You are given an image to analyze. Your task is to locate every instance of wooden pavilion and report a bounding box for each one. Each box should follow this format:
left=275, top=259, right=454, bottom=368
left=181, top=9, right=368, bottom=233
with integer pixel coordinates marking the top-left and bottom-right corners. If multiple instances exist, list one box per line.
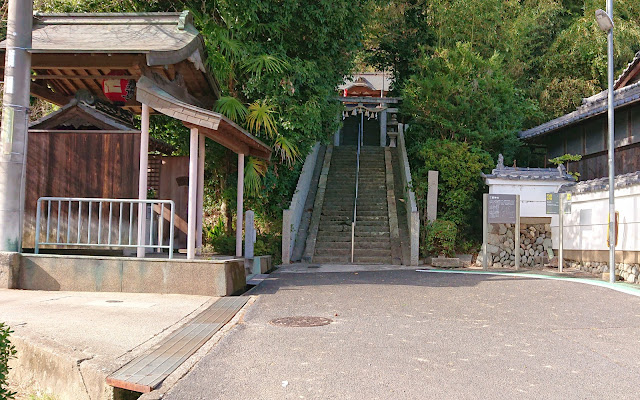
left=0, top=11, right=271, bottom=259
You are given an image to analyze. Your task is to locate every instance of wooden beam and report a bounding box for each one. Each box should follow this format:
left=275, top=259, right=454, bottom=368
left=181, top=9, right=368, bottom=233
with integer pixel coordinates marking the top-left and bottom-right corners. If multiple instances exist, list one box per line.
left=184, top=122, right=250, bottom=155
left=30, top=82, right=70, bottom=106
left=27, top=54, right=146, bottom=69
left=616, top=61, right=640, bottom=89
left=32, top=74, right=136, bottom=80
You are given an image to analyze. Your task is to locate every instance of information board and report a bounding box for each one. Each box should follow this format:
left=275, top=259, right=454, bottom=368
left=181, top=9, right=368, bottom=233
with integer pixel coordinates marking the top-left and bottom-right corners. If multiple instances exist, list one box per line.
left=546, top=193, right=559, bottom=214
left=488, top=194, right=517, bottom=224
left=546, top=193, right=571, bottom=214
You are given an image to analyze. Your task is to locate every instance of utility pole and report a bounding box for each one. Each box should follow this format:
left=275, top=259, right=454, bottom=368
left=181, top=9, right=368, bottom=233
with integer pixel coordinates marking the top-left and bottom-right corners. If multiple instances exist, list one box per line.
left=0, top=0, right=33, bottom=252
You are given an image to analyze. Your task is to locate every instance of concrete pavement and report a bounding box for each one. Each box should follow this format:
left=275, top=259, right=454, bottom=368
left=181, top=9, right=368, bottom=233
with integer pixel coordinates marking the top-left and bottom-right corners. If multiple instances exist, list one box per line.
left=164, top=267, right=640, bottom=400
left=1, top=289, right=218, bottom=399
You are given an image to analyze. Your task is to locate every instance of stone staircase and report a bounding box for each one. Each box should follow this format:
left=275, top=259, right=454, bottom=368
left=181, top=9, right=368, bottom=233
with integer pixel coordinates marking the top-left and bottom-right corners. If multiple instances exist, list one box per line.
left=313, top=146, right=392, bottom=264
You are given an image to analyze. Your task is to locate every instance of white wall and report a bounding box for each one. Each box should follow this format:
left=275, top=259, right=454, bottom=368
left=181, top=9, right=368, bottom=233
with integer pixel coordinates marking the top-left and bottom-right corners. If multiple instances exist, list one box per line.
left=487, top=178, right=566, bottom=218
left=554, top=185, right=640, bottom=252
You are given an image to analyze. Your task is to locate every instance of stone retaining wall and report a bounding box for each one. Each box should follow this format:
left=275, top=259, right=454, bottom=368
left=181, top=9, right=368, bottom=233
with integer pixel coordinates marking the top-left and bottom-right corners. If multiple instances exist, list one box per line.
left=477, top=222, right=552, bottom=268
left=570, top=260, right=640, bottom=284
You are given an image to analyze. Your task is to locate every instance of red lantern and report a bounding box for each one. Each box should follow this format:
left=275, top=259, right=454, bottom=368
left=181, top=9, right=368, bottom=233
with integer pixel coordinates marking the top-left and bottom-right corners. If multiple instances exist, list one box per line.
left=102, top=70, right=135, bottom=104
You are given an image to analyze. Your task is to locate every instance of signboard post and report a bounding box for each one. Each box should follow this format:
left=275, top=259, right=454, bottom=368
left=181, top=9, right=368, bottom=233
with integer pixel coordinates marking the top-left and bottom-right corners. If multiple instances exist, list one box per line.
left=546, top=192, right=571, bottom=272
left=483, top=194, right=520, bottom=270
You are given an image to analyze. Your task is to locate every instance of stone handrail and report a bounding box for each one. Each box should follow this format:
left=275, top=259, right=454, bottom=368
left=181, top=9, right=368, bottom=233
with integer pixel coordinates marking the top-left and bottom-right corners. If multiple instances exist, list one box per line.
left=397, top=126, right=420, bottom=265
left=282, top=143, right=321, bottom=264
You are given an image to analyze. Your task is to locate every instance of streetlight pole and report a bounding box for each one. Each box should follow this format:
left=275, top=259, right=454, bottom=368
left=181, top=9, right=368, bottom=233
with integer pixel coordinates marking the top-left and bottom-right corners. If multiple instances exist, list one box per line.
left=596, top=4, right=616, bottom=284
left=606, top=1, right=615, bottom=284
left=0, top=0, right=33, bottom=252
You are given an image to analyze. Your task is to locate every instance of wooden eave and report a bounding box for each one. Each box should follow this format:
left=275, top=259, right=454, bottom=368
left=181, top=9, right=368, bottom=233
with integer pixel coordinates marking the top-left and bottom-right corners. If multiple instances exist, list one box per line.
left=0, top=12, right=221, bottom=114
left=136, top=76, right=271, bottom=161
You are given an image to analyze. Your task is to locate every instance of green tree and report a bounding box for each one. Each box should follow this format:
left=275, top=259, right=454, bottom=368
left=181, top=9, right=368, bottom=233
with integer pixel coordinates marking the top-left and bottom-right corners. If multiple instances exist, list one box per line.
left=402, top=42, right=539, bottom=162
left=409, top=136, right=493, bottom=242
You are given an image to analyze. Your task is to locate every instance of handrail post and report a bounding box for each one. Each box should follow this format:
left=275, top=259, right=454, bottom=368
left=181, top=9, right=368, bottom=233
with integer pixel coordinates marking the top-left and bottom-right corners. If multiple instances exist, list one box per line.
left=35, top=199, right=42, bottom=254
left=351, top=113, right=363, bottom=263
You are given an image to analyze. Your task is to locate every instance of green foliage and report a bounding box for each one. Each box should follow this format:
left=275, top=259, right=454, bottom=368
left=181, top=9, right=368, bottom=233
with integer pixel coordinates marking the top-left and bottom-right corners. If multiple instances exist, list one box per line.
left=208, top=233, right=236, bottom=256
left=422, top=219, right=457, bottom=258
left=362, top=0, right=434, bottom=90
left=215, top=97, right=248, bottom=123
left=403, top=42, right=539, bottom=161
left=549, top=153, right=583, bottom=181
left=244, top=158, right=268, bottom=197
left=246, top=100, right=279, bottom=138
left=0, top=323, right=17, bottom=400
left=408, top=136, right=493, bottom=242
left=254, top=233, right=282, bottom=265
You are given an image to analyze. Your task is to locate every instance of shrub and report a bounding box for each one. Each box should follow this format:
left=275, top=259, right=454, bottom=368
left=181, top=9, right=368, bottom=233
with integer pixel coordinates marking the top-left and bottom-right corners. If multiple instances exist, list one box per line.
left=209, top=234, right=237, bottom=256
left=1, top=323, right=17, bottom=400
left=422, top=219, right=457, bottom=258
left=254, top=233, right=282, bottom=265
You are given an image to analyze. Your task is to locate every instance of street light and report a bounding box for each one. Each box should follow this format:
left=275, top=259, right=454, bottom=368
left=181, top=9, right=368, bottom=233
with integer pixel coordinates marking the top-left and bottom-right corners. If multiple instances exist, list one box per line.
left=595, top=5, right=616, bottom=284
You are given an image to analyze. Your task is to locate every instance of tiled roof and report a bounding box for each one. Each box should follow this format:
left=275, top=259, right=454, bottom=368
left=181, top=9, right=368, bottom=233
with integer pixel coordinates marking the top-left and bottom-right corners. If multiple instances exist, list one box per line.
left=483, top=155, right=574, bottom=181
left=519, top=81, right=640, bottom=140
left=483, top=166, right=574, bottom=181
left=338, top=72, right=394, bottom=92
left=614, top=51, right=640, bottom=89
left=559, top=171, right=640, bottom=194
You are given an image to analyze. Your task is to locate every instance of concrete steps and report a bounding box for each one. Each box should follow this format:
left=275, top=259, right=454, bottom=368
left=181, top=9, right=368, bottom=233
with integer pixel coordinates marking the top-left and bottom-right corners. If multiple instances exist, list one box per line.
left=312, top=145, right=392, bottom=264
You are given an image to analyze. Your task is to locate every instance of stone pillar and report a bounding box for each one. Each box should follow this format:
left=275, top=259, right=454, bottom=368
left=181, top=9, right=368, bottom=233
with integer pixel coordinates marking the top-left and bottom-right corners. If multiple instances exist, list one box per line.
left=334, top=128, right=340, bottom=146
left=245, top=210, right=255, bottom=260
left=379, top=109, right=387, bottom=147
left=427, top=170, right=439, bottom=222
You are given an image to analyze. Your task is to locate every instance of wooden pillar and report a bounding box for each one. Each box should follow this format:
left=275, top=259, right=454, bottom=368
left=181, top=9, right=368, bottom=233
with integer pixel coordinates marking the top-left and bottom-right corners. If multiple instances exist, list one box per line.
left=196, top=134, right=205, bottom=254
left=236, top=153, right=245, bottom=257
left=136, top=103, right=150, bottom=258
left=187, top=127, right=199, bottom=260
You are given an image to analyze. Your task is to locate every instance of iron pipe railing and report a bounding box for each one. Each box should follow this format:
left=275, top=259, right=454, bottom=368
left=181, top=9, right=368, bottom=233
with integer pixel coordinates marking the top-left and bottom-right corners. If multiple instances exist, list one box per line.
left=351, top=113, right=364, bottom=262
left=34, top=197, right=175, bottom=258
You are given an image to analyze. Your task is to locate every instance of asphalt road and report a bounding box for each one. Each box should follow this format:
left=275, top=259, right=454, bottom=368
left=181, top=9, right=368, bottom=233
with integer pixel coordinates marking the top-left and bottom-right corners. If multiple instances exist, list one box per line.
left=164, top=269, right=640, bottom=400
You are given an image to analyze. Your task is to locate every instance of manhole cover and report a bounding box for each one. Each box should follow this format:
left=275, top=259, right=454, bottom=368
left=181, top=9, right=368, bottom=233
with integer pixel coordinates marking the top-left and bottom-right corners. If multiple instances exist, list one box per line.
left=270, top=316, right=332, bottom=327
left=106, top=300, right=123, bottom=303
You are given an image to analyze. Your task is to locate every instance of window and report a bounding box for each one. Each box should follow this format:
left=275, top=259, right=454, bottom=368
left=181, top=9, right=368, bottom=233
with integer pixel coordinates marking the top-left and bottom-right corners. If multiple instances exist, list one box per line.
left=614, top=110, right=629, bottom=142
left=565, top=126, right=583, bottom=154
left=584, top=117, right=605, bottom=154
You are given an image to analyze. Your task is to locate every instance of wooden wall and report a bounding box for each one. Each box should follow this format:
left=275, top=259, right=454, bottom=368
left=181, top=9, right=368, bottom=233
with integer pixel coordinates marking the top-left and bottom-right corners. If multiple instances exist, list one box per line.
left=158, top=156, right=189, bottom=250
left=542, top=102, right=640, bottom=181
left=24, top=131, right=140, bottom=249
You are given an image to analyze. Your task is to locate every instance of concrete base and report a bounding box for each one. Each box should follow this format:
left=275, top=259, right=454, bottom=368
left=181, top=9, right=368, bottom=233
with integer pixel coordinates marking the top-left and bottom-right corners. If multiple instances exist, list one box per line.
left=244, top=255, right=273, bottom=278
left=0, top=251, right=20, bottom=288
left=428, top=256, right=463, bottom=268
left=602, top=272, right=619, bottom=282
left=5, top=254, right=246, bottom=296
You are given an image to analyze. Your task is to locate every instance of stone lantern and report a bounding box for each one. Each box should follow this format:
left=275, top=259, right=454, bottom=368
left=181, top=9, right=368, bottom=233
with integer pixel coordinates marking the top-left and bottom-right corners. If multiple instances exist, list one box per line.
left=387, top=113, right=398, bottom=147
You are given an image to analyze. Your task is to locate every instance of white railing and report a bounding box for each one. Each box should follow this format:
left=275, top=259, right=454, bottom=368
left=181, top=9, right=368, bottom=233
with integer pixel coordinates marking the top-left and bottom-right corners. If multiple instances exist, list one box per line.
left=351, top=113, right=364, bottom=263
left=34, top=197, right=175, bottom=258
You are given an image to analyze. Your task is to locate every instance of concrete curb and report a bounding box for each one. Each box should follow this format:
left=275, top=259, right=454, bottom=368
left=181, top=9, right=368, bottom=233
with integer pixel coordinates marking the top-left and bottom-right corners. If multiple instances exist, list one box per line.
left=417, top=269, right=640, bottom=298
left=7, top=294, right=218, bottom=400
left=140, top=296, right=257, bottom=400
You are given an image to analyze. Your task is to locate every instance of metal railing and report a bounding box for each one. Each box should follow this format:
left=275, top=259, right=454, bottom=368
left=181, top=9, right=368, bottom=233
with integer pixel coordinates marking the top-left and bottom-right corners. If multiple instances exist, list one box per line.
left=351, top=113, right=364, bottom=262
left=34, top=197, right=175, bottom=258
